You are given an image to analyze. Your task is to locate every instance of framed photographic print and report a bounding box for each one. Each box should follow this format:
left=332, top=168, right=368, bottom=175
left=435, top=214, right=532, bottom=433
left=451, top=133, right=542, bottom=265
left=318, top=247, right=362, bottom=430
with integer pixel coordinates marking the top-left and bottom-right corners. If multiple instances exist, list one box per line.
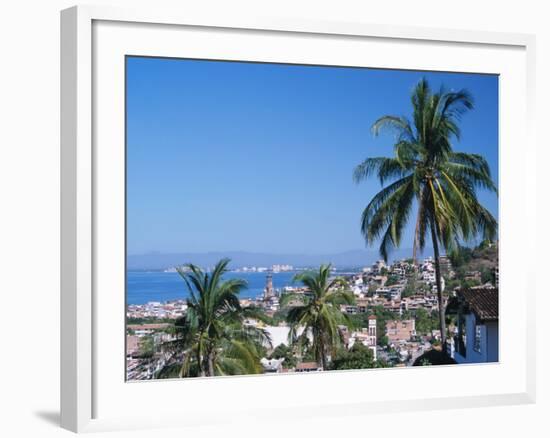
left=61, top=5, right=536, bottom=433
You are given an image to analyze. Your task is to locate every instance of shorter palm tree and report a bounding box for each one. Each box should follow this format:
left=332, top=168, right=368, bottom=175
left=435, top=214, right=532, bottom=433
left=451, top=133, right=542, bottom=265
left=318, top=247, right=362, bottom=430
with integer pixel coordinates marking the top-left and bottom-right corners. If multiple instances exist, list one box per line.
left=162, top=258, right=271, bottom=377
left=282, top=264, right=354, bottom=369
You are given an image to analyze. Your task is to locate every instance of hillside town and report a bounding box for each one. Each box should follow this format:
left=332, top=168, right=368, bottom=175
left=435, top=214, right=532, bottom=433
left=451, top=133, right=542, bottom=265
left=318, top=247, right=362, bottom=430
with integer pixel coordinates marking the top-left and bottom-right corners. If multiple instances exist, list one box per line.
left=127, top=244, right=499, bottom=380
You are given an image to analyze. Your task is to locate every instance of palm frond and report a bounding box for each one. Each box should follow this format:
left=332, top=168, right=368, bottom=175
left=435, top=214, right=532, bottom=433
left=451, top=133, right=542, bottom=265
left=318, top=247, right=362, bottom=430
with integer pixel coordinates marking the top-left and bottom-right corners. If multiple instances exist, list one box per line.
left=371, top=115, right=415, bottom=142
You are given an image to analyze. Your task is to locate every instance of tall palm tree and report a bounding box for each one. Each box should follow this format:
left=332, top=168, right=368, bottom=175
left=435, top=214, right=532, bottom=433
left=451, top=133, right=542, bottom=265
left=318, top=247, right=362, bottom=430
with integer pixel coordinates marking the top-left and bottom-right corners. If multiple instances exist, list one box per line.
left=163, top=258, right=271, bottom=377
left=282, top=264, right=354, bottom=369
left=354, top=78, right=497, bottom=347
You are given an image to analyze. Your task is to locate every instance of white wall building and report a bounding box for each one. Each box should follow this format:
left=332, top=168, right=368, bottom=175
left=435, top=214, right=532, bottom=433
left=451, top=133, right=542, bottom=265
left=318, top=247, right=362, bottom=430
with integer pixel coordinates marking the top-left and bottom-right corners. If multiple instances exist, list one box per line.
left=349, top=315, right=377, bottom=360
left=447, top=288, right=499, bottom=364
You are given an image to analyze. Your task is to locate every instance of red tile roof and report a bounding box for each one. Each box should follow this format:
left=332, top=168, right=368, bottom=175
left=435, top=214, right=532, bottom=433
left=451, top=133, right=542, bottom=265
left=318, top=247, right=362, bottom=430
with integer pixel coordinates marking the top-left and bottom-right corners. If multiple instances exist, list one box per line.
left=460, top=288, right=499, bottom=322
left=295, top=361, right=319, bottom=370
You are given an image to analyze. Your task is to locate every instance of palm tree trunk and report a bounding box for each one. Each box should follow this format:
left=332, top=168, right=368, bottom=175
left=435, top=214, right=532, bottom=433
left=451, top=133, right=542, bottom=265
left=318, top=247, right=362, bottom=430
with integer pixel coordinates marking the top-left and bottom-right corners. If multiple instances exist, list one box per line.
left=197, top=336, right=206, bottom=377
left=207, top=352, right=215, bottom=377
left=429, top=218, right=447, bottom=349
left=199, top=361, right=206, bottom=377
left=315, top=331, right=325, bottom=370
left=412, top=206, right=422, bottom=266
left=199, top=354, right=206, bottom=377
left=321, top=343, right=328, bottom=370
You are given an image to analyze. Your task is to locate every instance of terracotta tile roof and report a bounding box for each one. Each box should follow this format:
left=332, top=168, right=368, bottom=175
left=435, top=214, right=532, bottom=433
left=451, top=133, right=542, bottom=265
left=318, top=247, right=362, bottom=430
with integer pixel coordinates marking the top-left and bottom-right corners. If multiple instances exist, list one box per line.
left=460, top=288, right=499, bottom=322
left=295, top=361, right=319, bottom=370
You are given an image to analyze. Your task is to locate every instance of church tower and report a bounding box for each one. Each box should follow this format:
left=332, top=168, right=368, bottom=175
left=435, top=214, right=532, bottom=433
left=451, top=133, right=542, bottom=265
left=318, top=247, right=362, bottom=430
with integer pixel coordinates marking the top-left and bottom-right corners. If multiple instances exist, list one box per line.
left=264, top=273, right=274, bottom=300
left=368, top=315, right=377, bottom=346
left=368, top=314, right=377, bottom=360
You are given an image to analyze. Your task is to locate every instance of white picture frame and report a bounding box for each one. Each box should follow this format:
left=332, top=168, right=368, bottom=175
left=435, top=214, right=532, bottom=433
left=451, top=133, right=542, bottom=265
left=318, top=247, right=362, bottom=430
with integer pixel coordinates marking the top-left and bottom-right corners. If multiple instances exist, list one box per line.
left=60, top=4, right=536, bottom=433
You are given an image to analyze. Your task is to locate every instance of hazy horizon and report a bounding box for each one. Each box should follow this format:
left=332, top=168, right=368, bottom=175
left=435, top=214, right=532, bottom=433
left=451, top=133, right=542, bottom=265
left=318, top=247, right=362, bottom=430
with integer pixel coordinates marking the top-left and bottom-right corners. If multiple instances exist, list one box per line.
left=126, top=246, right=439, bottom=270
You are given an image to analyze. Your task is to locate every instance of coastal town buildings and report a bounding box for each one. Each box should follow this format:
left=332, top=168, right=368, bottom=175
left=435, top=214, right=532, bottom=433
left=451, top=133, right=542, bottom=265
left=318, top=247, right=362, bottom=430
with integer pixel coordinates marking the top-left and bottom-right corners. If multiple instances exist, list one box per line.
left=438, top=255, right=454, bottom=277
left=127, top=300, right=187, bottom=320
left=127, top=323, right=171, bottom=336
left=386, top=319, right=416, bottom=343
left=371, top=260, right=386, bottom=275
left=126, top=252, right=498, bottom=379
left=272, top=264, right=293, bottom=273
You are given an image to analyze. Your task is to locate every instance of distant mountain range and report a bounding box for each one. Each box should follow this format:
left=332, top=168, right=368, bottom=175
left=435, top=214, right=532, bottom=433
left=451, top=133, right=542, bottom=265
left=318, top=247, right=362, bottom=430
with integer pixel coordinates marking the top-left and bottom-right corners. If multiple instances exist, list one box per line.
left=127, top=248, right=429, bottom=270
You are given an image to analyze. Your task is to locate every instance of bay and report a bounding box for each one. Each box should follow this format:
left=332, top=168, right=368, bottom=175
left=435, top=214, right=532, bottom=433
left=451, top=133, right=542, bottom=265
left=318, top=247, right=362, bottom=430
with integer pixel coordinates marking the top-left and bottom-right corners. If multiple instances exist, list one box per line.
left=126, top=270, right=296, bottom=305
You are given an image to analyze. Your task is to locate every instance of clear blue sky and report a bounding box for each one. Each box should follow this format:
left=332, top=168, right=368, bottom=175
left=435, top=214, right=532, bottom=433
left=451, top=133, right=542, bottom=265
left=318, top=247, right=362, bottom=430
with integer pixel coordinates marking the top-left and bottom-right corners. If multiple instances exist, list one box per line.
left=126, top=57, right=498, bottom=256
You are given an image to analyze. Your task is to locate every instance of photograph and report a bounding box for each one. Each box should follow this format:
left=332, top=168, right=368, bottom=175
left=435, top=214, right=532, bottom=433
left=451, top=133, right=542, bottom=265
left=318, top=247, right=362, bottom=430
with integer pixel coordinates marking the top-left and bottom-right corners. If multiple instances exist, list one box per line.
left=125, top=56, right=499, bottom=380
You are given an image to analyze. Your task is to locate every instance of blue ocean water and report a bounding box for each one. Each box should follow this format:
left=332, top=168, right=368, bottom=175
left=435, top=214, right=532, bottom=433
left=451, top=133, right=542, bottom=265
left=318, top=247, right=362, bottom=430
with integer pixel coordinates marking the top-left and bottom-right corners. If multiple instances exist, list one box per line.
left=126, top=270, right=296, bottom=305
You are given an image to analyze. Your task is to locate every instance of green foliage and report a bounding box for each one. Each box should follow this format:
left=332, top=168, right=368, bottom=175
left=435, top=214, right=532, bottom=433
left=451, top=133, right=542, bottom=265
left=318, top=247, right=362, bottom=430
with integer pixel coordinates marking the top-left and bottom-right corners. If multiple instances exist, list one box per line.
left=138, top=336, right=155, bottom=358
left=375, top=357, right=391, bottom=368
left=480, top=267, right=494, bottom=284
left=346, top=313, right=366, bottom=330
left=449, top=242, right=498, bottom=286
left=385, top=274, right=400, bottom=286
left=283, top=264, right=355, bottom=369
left=463, top=279, right=481, bottom=288
left=367, top=284, right=379, bottom=296
left=414, top=308, right=438, bottom=336
left=161, top=258, right=271, bottom=378
left=305, top=351, right=318, bottom=363
left=449, top=245, right=474, bottom=268
left=268, top=308, right=289, bottom=326
left=330, top=342, right=375, bottom=371
left=372, top=306, right=395, bottom=344
left=126, top=317, right=174, bottom=325
left=401, top=280, right=416, bottom=298
left=445, top=278, right=461, bottom=290
left=269, top=343, right=297, bottom=369
left=478, top=238, right=494, bottom=250
left=156, top=362, right=184, bottom=379
left=255, top=343, right=269, bottom=360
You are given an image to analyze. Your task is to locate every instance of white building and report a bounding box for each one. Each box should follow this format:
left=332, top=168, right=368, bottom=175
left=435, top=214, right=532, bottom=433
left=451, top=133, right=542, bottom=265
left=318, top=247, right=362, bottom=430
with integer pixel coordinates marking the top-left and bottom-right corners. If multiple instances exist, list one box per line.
left=260, top=357, right=285, bottom=373
left=351, top=285, right=363, bottom=296
left=376, top=285, right=403, bottom=300
left=348, top=315, right=377, bottom=360
left=371, top=260, right=386, bottom=274
left=447, top=288, right=499, bottom=363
